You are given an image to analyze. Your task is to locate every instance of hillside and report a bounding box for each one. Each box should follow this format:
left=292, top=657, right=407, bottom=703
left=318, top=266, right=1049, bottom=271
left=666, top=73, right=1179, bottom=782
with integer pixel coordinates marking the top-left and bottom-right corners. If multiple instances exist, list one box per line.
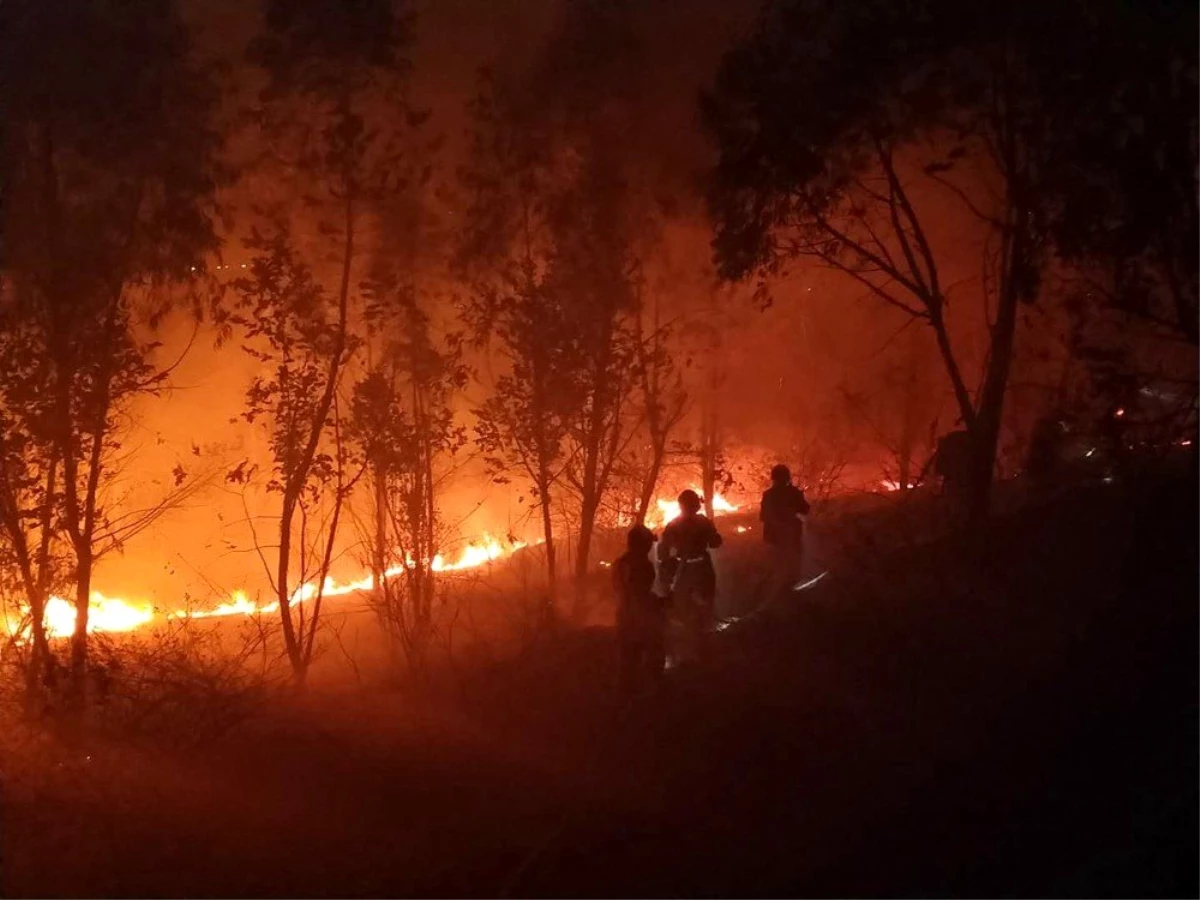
left=3, top=474, right=1195, bottom=897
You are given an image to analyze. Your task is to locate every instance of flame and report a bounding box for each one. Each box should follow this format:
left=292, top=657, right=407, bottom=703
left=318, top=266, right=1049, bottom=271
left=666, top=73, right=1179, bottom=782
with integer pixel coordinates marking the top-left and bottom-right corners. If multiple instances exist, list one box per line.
left=6, top=534, right=530, bottom=642
left=649, top=488, right=738, bottom=530
left=433, top=535, right=525, bottom=572
left=173, top=591, right=277, bottom=620
left=6, top=499, right=747, bottom=643
left=41, top=591, right=156, bottom=638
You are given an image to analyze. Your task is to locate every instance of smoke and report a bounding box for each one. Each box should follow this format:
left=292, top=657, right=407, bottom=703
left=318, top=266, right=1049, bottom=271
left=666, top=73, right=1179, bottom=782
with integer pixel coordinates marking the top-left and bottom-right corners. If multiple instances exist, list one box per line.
left=92, top=0, right=1020, bottom=612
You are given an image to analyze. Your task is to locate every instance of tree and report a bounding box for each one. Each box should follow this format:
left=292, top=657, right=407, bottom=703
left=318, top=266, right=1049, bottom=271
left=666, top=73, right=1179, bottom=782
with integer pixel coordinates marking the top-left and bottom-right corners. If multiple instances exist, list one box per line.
left=551, top=148, right=641, bottom=602
left=350, top=281, right=466, bottom=674
left=231, top=0, right=415, bottom=684
left=224, top=230, right=356, bottom=685
left=1037, top=0, right=1198, bottom=349
left=704, top=0, right=1094, bottom=518
left=0, top=345, right=65, bottom=699
left=840, top=325, right=941, bottom=492
left=457, top=72, right=579, bottom=610
left=629, top=276, right=689, bottom=524
left=1, top=0, right=222, bottom=699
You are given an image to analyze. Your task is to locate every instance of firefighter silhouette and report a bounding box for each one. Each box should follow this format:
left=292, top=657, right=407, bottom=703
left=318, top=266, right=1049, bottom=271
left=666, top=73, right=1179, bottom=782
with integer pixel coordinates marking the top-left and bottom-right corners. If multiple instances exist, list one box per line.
left=760, top=463, right=810, bottom=599
left=658, top=490, right=723, bottom=663
left=612, top=524, right=667, bottom=691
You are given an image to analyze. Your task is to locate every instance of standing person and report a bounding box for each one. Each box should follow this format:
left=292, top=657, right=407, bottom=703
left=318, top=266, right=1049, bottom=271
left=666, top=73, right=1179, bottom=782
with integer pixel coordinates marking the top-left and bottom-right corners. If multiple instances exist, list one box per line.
left=659, top=490, right=723, bottom=663
left=760, top=464, right=810, bottom=601
left=613, top=525, right=667, bottom=692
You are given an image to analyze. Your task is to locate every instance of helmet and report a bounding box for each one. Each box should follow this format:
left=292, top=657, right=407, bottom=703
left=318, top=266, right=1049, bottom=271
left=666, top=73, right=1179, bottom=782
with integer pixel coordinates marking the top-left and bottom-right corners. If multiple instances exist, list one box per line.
left=677, top=489, right=702, bottom=514
left=627, top=524, right=656, bottom=550
left=770, top=463, right=791, bottom=485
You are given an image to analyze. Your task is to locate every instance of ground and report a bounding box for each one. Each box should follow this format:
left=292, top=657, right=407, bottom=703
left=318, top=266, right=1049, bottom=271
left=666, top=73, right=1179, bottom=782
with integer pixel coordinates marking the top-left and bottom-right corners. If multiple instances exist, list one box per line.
left=2, top=473, right=1196, bottom=898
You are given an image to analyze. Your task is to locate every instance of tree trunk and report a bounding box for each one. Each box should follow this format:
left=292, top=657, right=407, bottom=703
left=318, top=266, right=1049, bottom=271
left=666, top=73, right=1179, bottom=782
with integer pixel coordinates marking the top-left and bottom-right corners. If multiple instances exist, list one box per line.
left=573, top=335, right=615, bottom=593
left=371, top=466, right=402, bottom=667
left=700, top=308, right=723, bottom=521
left=26, top=593, right=50, bottom=704
left=700, top=391, right=719, bottom=521
left=0, top=455, right=56, bottom=706
left=967, top=240, right=1022, bottom=521
left=636, top=437, right=666, bottom=525
left=418, top=390, right=437, bottom=641
left=276, top=493, right=305, bottom=682
left=897, top=330, right=921, bottom=491
left=70, top=547, right=92, bottom=704
left=634, top=293, right=675, bottom=525
left=538, top=478, right=557, bottom=624
left=572, top=498, right=597, bottom=622
left=30, top=456, right=58, bottom=699
left=573, top=401, right=603, bottom=603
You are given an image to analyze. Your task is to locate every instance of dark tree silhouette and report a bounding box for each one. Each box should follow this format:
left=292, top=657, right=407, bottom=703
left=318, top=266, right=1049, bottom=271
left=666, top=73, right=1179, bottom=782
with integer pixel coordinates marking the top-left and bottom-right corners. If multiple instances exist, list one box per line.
left=1041, top=0, right=1200, bottom=475
left=703, top=0, right=1188, bottom=517
left=233, top=0, right=416, bottom=685
left=459, top=72, right=650, bottom=618
left=224, top=230, right=358, bottom=686
left=0, top=0, right=222, bottom=700
left=457, top=72, right=579, bottom=611
left=630, top=278, right=690, bottom=525
left=551, top=148, right=640, bottom=609
left=350, top=284, right=466, bottom=674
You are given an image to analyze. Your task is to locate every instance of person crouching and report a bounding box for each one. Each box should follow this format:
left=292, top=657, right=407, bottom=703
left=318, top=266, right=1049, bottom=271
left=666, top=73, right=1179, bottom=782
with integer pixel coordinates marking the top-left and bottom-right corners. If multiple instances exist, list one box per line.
left=613, top=524, right=667, bottom=692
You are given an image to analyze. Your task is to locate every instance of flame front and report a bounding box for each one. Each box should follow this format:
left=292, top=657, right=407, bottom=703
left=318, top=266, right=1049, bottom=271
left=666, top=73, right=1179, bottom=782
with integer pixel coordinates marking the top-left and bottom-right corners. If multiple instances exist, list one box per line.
left=42, top=591, right=156, bottom=638
left=4, top=534, right=529, bottom=642
left=650, top=489, right=739, bottom=530
left=6, top=493, right=734, bottom=642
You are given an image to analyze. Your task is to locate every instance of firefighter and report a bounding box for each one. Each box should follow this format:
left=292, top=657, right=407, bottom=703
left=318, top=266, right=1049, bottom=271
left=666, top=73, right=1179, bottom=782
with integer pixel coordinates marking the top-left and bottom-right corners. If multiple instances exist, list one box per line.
left=612, top=524, right=667, bottom=691
left=658, top=489, right=723, bottom=663
left=760, top=463, right=810, bottom=600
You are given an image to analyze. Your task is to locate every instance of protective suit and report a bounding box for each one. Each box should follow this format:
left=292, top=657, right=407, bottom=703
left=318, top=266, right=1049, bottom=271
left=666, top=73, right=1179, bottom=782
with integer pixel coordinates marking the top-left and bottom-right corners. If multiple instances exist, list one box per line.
left=658, top=490, right=722, bottom=662
left=613, top=525, right=666, bottom=690
left=760, top=464, right=810, bottom=599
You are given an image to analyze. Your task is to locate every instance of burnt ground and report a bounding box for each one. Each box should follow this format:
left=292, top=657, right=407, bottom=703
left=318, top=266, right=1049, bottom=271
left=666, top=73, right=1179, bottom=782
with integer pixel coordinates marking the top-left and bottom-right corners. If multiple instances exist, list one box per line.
left=2, top=474, right=1196, bottom=898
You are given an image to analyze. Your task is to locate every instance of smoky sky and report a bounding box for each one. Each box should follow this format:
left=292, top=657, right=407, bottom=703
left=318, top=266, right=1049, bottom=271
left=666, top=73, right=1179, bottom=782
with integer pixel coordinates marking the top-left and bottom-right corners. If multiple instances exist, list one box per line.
left=103, top=0, right=1007, bottom=607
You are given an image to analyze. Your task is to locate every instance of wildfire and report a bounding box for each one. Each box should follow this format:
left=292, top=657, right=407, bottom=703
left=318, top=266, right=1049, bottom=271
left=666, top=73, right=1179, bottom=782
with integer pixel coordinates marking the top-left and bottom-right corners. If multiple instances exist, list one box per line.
left=650, top=489, right=739, bottom=530
left=5, top=534, right=529, bottom=642
left=432, top=537, right=523, bottom=572
left=42, top=591, right=155, bottom=639
left=6, top=492, right=739, bottom=643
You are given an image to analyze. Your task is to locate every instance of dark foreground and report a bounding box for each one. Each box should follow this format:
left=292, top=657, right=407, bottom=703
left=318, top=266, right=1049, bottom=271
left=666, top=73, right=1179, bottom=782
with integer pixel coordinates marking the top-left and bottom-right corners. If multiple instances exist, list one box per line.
left=3, top=475, right=1196, bottom=897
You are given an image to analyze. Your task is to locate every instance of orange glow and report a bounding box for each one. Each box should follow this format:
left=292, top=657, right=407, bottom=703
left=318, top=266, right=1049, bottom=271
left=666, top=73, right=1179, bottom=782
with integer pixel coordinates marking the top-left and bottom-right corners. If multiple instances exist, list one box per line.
left=42, top=592, right=155, bottom=638
left=6, top=495, right=743, bottom=643
left=649, top=488, right=739, bottom=530
left=433, top=535, right=526, bottom=572
left=6, top=534, right=530, bottom=642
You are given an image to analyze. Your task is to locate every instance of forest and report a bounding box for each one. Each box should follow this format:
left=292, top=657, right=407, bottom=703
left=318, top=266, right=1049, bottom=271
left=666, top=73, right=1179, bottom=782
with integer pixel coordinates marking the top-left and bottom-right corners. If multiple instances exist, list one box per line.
left=0, top=0, right=1195, bottom=896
